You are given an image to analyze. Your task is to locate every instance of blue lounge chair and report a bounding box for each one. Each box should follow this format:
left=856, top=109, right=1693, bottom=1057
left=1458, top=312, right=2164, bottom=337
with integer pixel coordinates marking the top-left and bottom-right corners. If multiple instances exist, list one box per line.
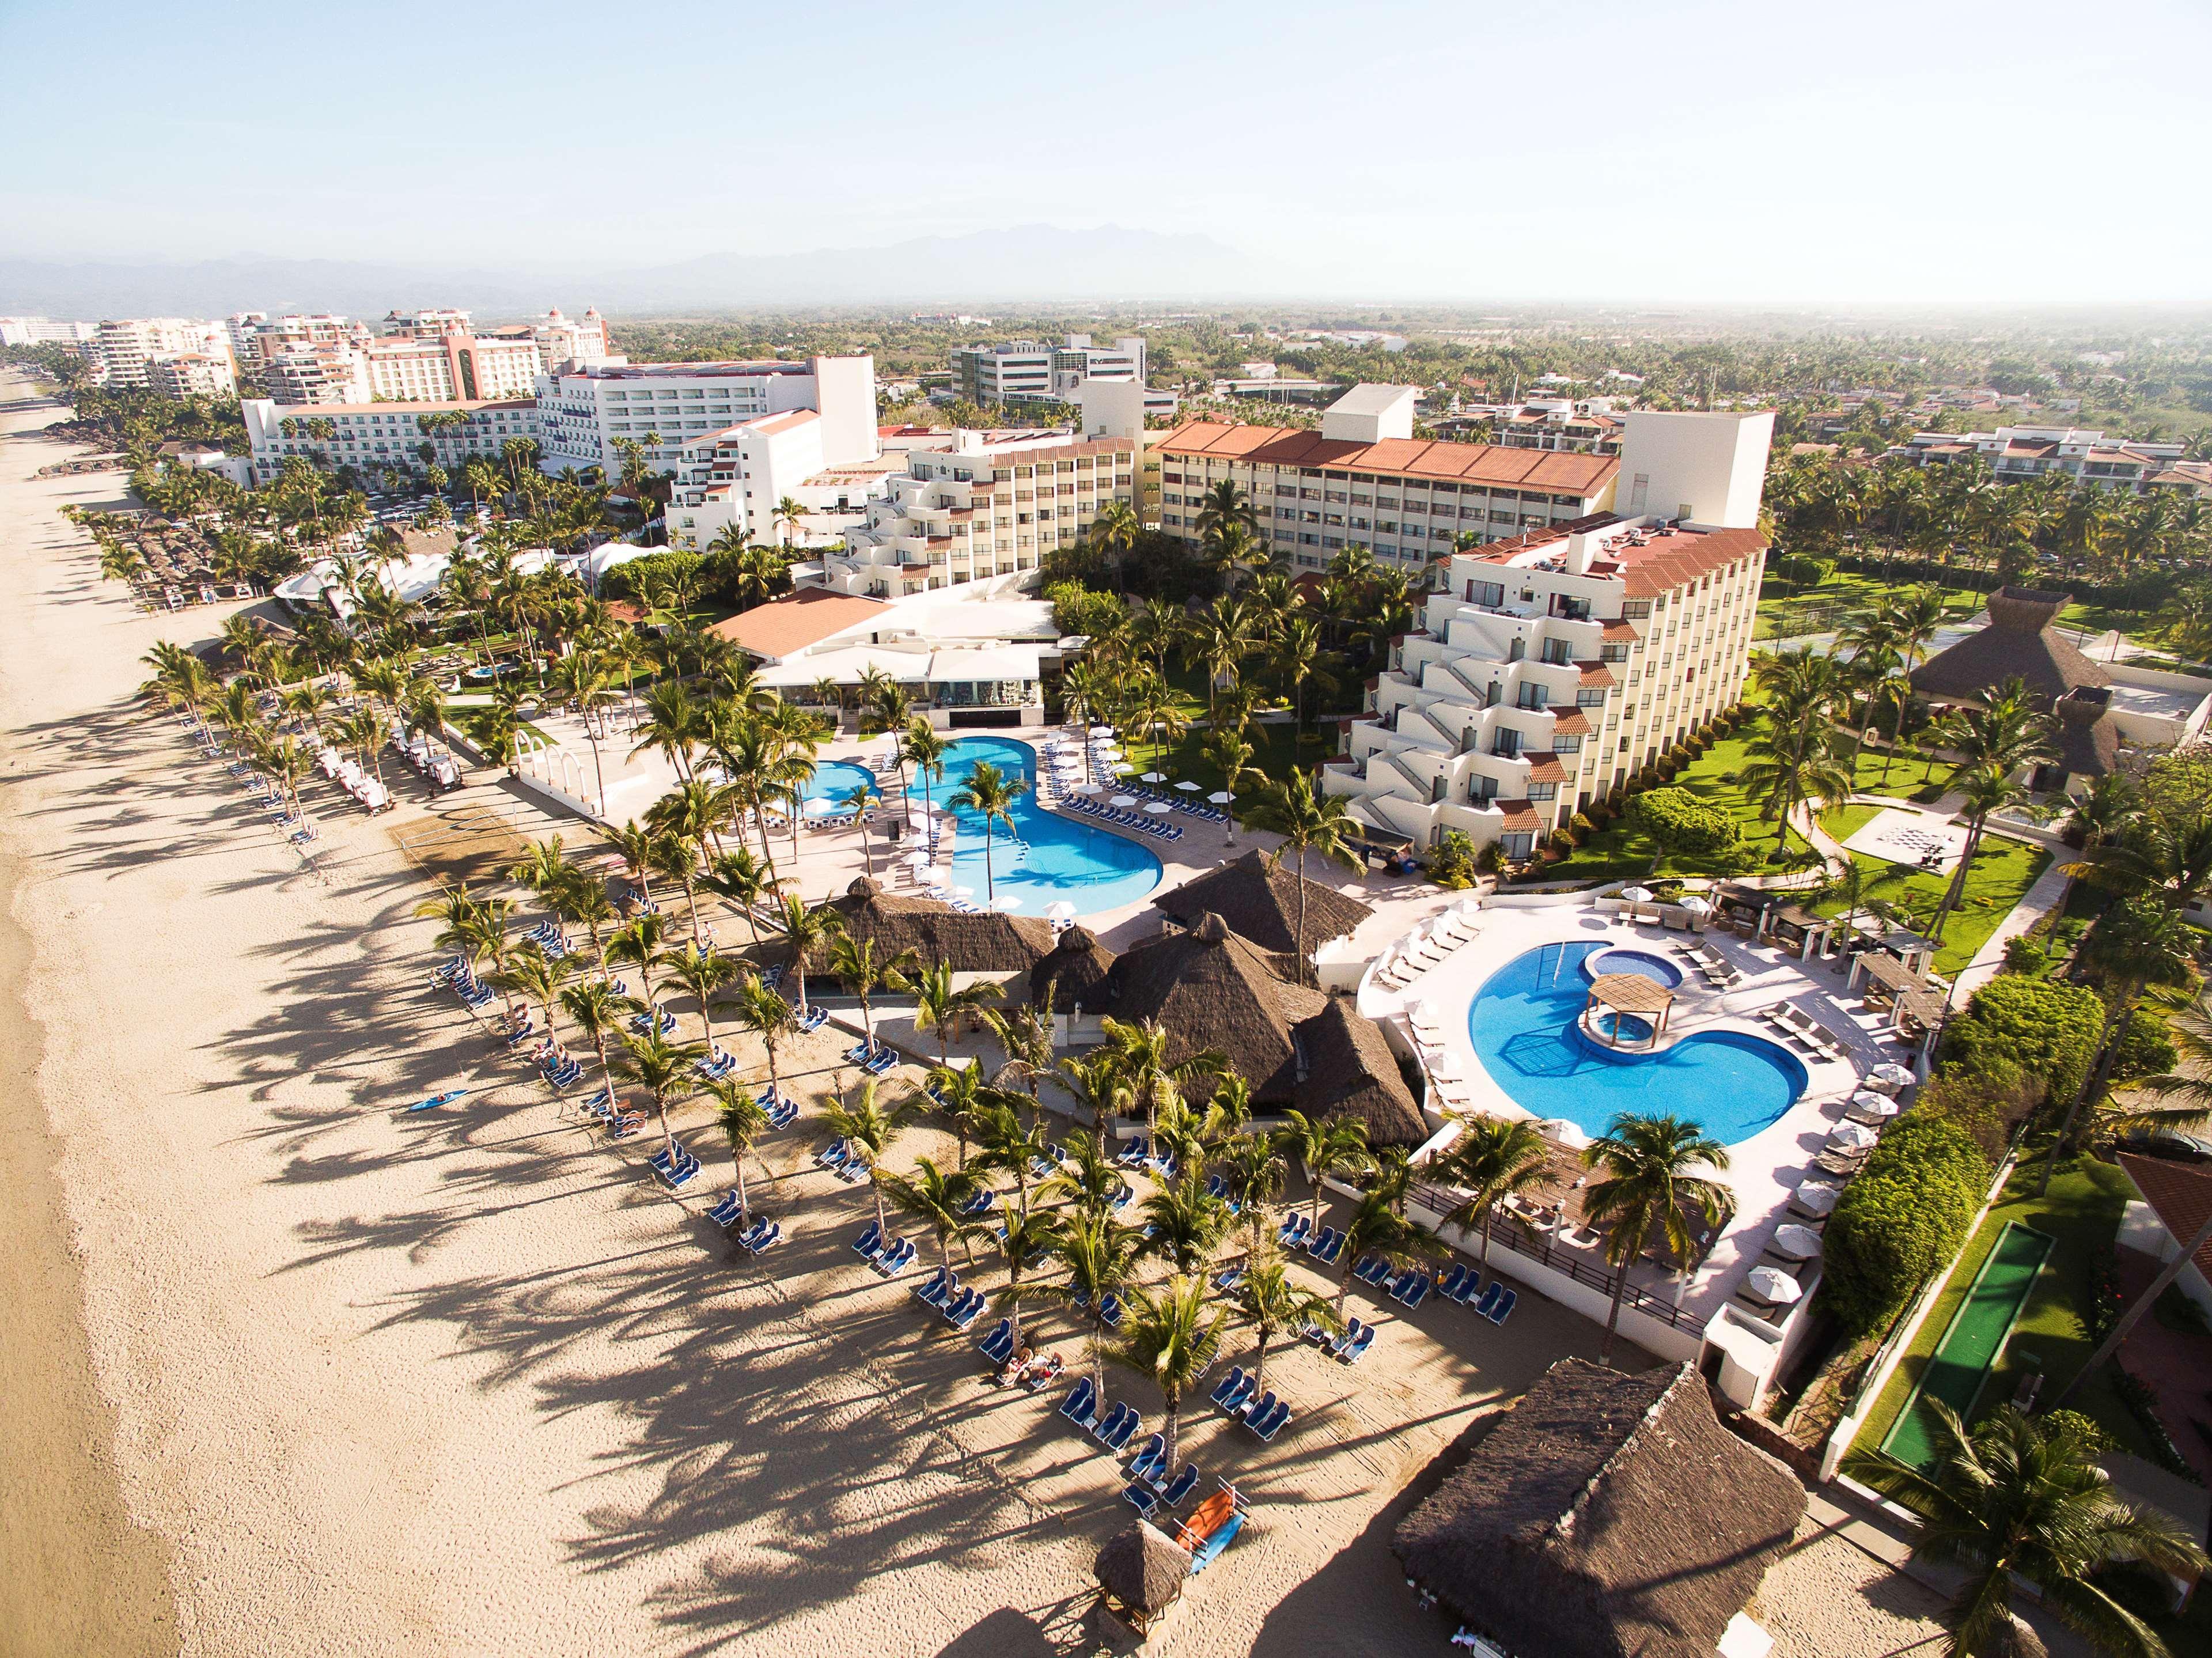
left=1249, top=1399, right=1291, bottom=1442
left=1153, top=1464, right=1201, bottom=1508
left=744, top=1222, right=782, bottom=1255
left=1279, top=1213, right=1312, bottom=1248
left=1090, top=1401, right=1131, bottom=1446
left=1099, top=1292, right=1124, bottom=1330
left=816, top=1138, right=849, bottom=1168
left=1471, top=1282, right=1503, bottom=1319
left=1115, top=1135, right=1149, bottom=1168
left=1305, top=1226, right=1339, bottom=1262
left=1209, top=1365, right=1247, bottom=1407
left=1486, top=1288, right=1517, bottom=1326
left=1059, top=1379, right=1097, bottom=1429
left=851, top=1220, right=881, bottom=1256
left=1100, top=1407, right=1140, bottom=1453
left=1126, top=1433, right=1166, bottom=1482
left=1437, top=1264, right=1469, bottom=1301
left=1329, top=1318, right=1366, bottom=1360
left=1450, top=1269, right=1484, bottom=1306
left=1340, top=1325, right=1376, bottom=1365
left=704, top=1190, right=744, bottom=1228
left=912, top=1265, right=949, bottom=1303
left=1237, top=1390, right=1277, bottom=1430
left=1120, top=1481, right=1161, bottom=1518
left=1211, top=1265, right=1245, bottom=1295
left=1215, top=1371, right=1256, bottom=1417
left=873, top=1237, right=912, bottom=1275
left=1398, top=1275, right=1430, bottom=1311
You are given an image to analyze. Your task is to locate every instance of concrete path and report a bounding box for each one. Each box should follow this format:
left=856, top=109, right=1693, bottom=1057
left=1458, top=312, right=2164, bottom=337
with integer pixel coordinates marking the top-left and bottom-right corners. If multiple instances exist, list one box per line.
left=1952, top=857, right=2071, bottom=998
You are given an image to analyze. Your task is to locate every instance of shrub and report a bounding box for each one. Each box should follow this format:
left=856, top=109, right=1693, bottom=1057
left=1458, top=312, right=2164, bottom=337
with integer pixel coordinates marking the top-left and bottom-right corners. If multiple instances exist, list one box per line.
left=1628, top=786, right=1737, bottom=868
left=598, top=548, right=702, bottom=602
left=2001, top=936, right=2042, bottom=974
left=1915, top=1062, right=2037, bottom=1161
left=2111, top=1006, right=2178, bottom=1084
left=1941, top=975, right=2104, bottom=1110
left=1548, top=827, right=1574, bottom=853
left=1044, top=581, right=1126, bottom=639
left=1570, top=811, right=1597, bottom=838
left=1821, top=1113, right=1993, bottom=1335
left=1474, top=839, right=1508, bottom=876
left=2039, top=1409, right=2111, bottom=1453
left=1425, top=829, right=1478, bottom=888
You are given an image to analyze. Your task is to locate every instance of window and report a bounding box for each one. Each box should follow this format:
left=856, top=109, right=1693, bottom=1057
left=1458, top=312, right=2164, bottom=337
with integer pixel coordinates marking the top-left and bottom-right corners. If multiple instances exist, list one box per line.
left=1516, top=683, right=1549, bottom=711
left=1465, top=578, right=1505, bottom=607
left=1491, top=728, right=1522, bottom=758
left=1503, top=832, right=1534, bottom=861
left=1528, top=781, right=1558, bottom=802
left=1540, top=638, right=1572, bottom=666
left=1576, top=688, right=1608, bottom=707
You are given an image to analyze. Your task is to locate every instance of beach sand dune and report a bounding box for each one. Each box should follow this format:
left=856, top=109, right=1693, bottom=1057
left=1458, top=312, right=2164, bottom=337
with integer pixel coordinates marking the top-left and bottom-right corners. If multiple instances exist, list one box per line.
left=0, top=375, right=1632, bottom=1656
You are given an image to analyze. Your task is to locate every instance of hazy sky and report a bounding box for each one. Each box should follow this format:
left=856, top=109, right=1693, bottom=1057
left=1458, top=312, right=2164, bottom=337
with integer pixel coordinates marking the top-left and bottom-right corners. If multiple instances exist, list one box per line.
left=4, top=0, right=2209, bottom=303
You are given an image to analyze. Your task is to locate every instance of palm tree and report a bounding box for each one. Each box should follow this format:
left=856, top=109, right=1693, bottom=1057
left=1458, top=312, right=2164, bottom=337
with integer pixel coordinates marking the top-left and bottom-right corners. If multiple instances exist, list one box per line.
left=1844, top=1403, right=2206, bottom=1658
left=699, top=847, right=774, bottom=948
left=2078, top=809, right=2212, bottom=914
left=1274, top=1109, right=1375, bottom=1232
left=2039, top=898, right=2198, bottom=1192
left=703, top=1075, right=771, bottom=1218
left=2050, top=774, right=2143, bottom=953
left=824, top=1078, right=912, bottom=1237
left=980, top=1002, right=1056, bottom=1116
left=1581, top=1112, right=1734, bottom=1365
left=660, top=941, right=736, bottom=1057
left=1241, top=771, right=1365, bottom=982
left=605, top=911, right=671, bottom=1013
left=1929, top=765, right=2031, bottom=944
left=1108, top=1274, right=1227, bottom=1478
left=603, top=819, right=658, bottom=912
left=1433, top=1114, right=1551, bottom=1267
left=839, top=781, right=882, bottom=875
left=948, top=759, right=1027, bottom=906
left=559, top=977, right=630, bottom=1106
left=1137, top=1170, right=1233, bottom=1276
left=900, top=718, right=949, bottom=811
left=1039, top=1210, right=1145, bottom=1398
left=1216, top=1130, right=1287, bottom=1250
left=494, top=941, right=578, bottom=1050
left=1330, top=1187, right=1438, bottom=1316
left=825, top=932, right=916, bottom=1051
left=2103, top=996, right=2212, bottom=1147
left=772, top=495, right=806, bottom=547
left=1098, top=1016, right=1225, bottom=1139
left=616, top=1025, right=706, bottom=1159
left=877, top=1155, right=980, bottom=1275
left=1058, top=1050, right=1132, bottom=1155
left=1270, top=613, right=1339, bottom=739
left=911, top=959, right=1002, bottom=1070
left=990, top=1202, right=1067, bottom=1346
left=726, top=969, right=800, bottom=1112
left=1238, top=1247, right=1342, bottom=1394
left=771, top=893, right=840, bottom=1018
left=1737, top=717, right=1854, bottom=857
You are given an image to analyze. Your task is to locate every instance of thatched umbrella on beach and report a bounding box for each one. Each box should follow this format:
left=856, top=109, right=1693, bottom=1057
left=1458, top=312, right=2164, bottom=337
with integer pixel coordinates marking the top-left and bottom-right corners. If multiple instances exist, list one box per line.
left=1094, top=1519, right=1191, bottom=1636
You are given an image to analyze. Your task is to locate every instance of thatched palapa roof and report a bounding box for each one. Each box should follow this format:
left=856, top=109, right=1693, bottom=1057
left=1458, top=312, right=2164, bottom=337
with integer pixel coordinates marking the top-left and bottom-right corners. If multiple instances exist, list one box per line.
left=1911, top=586, right=2110, bottom=707
left=1393, top=1358, right=1806, bottom=1658
left=1075, top=913, right=1427, bottom=1146
left=1028, top=925, right=1115, bottom=1013
left=1094, top=1519, right=1191, bottom=1617
left=1152, top=848, right=1373, bottom=963
left=805, top=877, right=1053, bottom=976
left=2051, top=686, right=2119, bottom=779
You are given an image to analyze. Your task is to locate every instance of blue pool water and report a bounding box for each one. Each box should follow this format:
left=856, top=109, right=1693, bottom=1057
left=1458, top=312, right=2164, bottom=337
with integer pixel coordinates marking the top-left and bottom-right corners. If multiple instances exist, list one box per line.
left=1467, top=941, right=1807, bottom=1144
left=918, top=735, right=1162, bottom=917
left=800, top=759, right=882, bottom=814
left=1585, top=947, right=1686, bottom=989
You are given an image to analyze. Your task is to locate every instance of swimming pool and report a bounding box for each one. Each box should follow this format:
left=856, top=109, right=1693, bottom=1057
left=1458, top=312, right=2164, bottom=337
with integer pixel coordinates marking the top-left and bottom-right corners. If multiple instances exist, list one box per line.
left=1467, top=940, right=1807, bottom=1144
left=800, top=759, right=882, bottom=815
left=918, top=735, right=1161, bottom=917
left=1585, top=947, right=1686, bottom=989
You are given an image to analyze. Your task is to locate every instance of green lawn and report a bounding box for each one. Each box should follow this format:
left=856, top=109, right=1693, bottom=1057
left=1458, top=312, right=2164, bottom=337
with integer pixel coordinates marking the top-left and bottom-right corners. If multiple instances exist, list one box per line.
left=1756, top=573, right=1982, bottom=642
left=1118, top=718, right=1317, bottom=804
left=1855, top=1155, right=2154, bottom=1466
left=1809, top=831, right=2048, bottom=978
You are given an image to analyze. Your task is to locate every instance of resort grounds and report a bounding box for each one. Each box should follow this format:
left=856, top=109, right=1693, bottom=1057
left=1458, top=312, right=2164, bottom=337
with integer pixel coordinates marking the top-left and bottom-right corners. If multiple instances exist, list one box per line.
left=0, top=372, right=1960, bottom=1657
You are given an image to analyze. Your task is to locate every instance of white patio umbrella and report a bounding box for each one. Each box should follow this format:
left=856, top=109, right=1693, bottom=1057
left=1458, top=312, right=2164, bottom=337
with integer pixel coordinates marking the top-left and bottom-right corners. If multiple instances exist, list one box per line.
left=1537, top=1118, right=1593, bottom=1149
left=1143, top=801, right=1173, bottom=815
left=905, top=849, right=931, bottom=866
left=1112, top=762, right=1135, bottom=775
left=992, top=895, right=1024, bottom=911
left=1848, top=1091, right=1900, bottom=1123
left=1088, top=724, right=1115, bottom=736
left=1746, top=1266, right=1804, bottom=1306
left=1867, top=1062, right=1916, bottom=1092
left=1175, top=781, right=1202, bottom=793
left=1770, top=1223, right=1824, bottom=1260
left=1621, top=885, right=1653, bottom=903
left=1044, top=900, right=1077, bottom=921
left=1071, top=782, right=1103, bottom=796
left=1827, top=1121, right=1877, bottom=1152
left=1792, top=1181, right=1842, bottom=1216
left=1109, top=794, right=1137, bottom=808
left=1678, top=895, right=1713, bottom=915
left=953, top=885, right=975, bottom=899
left=1207, top=791, right=1233, bottom=804
left=1140, top=771, right=1168, bottom=783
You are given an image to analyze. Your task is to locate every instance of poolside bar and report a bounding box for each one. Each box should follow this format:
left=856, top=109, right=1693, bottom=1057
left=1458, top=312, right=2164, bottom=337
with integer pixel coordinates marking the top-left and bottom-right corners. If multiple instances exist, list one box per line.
left=1581, top=972, right=1674, bottom=1048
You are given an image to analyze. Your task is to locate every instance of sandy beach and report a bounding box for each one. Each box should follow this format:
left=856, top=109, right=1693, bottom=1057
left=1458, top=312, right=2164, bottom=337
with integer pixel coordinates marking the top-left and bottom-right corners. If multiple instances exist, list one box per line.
left=0, top=368, right=1944, bottom=1658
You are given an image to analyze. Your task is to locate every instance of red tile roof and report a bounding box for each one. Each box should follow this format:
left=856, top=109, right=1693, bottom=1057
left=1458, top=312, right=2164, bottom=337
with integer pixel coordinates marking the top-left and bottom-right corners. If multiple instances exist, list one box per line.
left=1525, top=754, right=1570, bottom=783
left=1494, top=801, right=1543, bottom=830
left=2118, top=1154, right=2212, bottom=1284
left=1577, top=663, right=1616, bottom=688
left=1601, top=621, right=1639, bottom=641
left=1158, top=420, right=1616, bottom=497
left=707, top=589, right=891, bottom=660
left=1550, top=709, right=1593, bottom=736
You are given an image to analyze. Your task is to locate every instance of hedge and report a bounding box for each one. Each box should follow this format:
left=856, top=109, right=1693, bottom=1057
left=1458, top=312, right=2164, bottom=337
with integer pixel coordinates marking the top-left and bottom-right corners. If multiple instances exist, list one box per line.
left=599, top=549, right=702, bottom=602
left=1820, top=1112, right=1993, bottom=1335
left=1939, top=974, right=2104, bottom=1110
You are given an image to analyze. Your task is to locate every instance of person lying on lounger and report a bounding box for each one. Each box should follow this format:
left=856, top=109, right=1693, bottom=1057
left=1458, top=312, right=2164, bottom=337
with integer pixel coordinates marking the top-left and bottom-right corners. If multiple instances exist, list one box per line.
left=997, top=1343, right=1035, bottom=1387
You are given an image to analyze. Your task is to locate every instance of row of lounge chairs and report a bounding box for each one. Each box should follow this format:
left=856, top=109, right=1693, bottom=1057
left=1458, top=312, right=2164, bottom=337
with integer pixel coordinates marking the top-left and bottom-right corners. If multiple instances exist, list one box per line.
left=1275, top=1210, right=1346, bottom=1264
left=650, top=1141, right=702, bottom=1189
left=912, top=1264, right=988, bottom=1330
left=1207, top=1368, right=1292, bottom=1441
left=316, top=747, right=393, bottom=814
left=1670, top=937, right=1742, bottom=989
left=1058, top=794, right=1184, bottom=841
left=843, top=1039, right=897, bottom=1076
left=1372, top=910, right=1483, bottom=991
left=1762, top=1000, right=1849, bottom=1061
left=384, top=723, right=461, bottom=792
left=851, top=1221, right=917, bottom=1275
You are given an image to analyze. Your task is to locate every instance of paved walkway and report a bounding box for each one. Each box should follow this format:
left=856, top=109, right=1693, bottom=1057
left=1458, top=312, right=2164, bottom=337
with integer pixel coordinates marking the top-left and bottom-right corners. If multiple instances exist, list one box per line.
left=1952, top=857, right=2071, bottom=998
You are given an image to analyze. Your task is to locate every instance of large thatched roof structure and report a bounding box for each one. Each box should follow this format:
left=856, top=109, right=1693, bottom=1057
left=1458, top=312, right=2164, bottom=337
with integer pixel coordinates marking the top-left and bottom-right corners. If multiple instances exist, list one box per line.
left=1094, top=1519, right=1190, bottom=1624
left=2051, top=686, right=2119, bottom=780
left=1393, top=1359, right=1805, bottom=1658
left=1911, top=586, right=2110, bottom=707
left=1074, top=912, right=1427, bottom=1146
left=804, top=877, right=1053, bottom=976
left=1152, top=847, right=1373, bottom=964
left=1028, top=924, right=1115, bottom=1013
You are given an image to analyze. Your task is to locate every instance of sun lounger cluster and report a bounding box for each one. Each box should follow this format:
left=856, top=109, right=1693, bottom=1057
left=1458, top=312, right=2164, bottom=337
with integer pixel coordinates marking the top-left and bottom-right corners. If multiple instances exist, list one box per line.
left=843, top=1038, right=897, bottom=1076
left=1760, top=1000, right=1849, bottom=1061
left=315, top=746, right=394, bottom=814
left=851, top=1220, right=916, bottom=1276
left=384, top=721, right=461, bottom=792
left=1114, top=1135, right=1178, bottom=1182
left=1058, top=793, right=1185, bottom=841
left=650, top=1140, right=702, bottom=1189
left=734, top=1217, right=782, bottom=1254
left=1207, top=1365, right=1291, bottom=1441
left=1670, top=937, right=1741, bottom=988
left=912, top=1263, right=989, bottom=1331
left=815, top=1137, right=873, bottom=1186
left=1371, top=907, right=1484, bottom=991
left=1350, top=1255, right=1517, bottom=1326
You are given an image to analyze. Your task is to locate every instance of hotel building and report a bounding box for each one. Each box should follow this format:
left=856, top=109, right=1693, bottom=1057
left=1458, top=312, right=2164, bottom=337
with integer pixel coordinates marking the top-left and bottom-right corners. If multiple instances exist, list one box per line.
left=0, top=317, right=96, bottom=346
left=664, top=410, right=904, bottom=554
left=535, top=355, right=877, bottom=479
left=1156, top=385, right=1619, bottom=572
left=84, top=317, right=233, bottom=388
left=1323, top=410, right=1775, bottom=858
left=260, top=349, right=372, bottom=406
left=952, top=335, right=1146, bottom=406
left=240, top=397, right=538, bottom=484
left=810, top=428, right=1139, bottom=599
left=146, top=353, right=237, bottom=402
left=1888, top=425, right=2189, bottom=496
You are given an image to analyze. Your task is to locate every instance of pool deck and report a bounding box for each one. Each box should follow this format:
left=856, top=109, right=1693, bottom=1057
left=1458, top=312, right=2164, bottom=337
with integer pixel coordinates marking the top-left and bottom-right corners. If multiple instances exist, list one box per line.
left=1358, top=902, right=1918, bottom=1327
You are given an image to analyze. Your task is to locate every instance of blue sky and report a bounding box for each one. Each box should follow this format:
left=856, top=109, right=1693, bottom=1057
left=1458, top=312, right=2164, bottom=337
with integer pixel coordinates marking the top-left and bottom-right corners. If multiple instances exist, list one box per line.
left=3, top=0, right=2209, bottom=302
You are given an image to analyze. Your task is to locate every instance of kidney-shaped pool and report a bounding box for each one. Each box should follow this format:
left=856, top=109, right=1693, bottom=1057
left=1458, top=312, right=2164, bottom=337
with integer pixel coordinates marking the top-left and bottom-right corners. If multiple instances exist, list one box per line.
left=1466, top=939, right=1807, bottom=1143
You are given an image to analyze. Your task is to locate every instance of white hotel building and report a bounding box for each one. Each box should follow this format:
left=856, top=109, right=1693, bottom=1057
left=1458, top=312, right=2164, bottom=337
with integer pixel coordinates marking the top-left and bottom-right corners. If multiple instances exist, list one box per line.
left=664, top=410, right=905, bottom=555
left=146, top=353, right=237, bottom=401
left=1322, top=410, right=1775, bottom=858
left=535, top=355, right=877, bottom=479
left=952, top=334, right=1147, bottom=404
left=83, top=317, right=233, bottom=388
left=810, top=428, right=1139, bottom=599
left=240, top=397, right=538, bottom=484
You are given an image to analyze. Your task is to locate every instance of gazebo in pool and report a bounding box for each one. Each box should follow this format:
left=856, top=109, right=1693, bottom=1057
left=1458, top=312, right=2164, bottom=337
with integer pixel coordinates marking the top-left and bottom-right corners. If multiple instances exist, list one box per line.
left=1582, top=972, right=1675, bottom=1048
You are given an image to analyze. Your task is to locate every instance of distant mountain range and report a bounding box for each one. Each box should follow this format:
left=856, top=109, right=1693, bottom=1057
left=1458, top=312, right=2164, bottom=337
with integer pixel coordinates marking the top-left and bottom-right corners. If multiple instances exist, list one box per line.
left=0, top=225, right=1277, bottom=319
